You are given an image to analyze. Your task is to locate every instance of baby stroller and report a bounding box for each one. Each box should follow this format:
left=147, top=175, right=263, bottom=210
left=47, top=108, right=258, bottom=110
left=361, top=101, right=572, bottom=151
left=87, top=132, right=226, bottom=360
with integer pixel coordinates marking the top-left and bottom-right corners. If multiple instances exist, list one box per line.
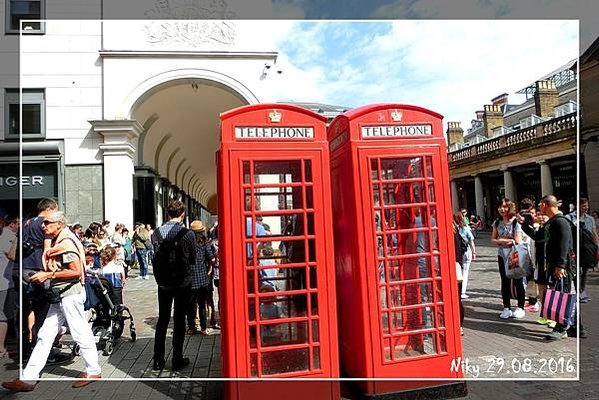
left=73, top=269, right=136, bottom=356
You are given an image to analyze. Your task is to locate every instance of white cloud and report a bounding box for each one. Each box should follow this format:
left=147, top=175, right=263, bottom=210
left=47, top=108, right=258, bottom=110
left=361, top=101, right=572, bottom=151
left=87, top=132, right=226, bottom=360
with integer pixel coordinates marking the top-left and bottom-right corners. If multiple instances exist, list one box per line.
left=269, top=20, right=578, bottom=131
left=370, top=0, right=595, bottom=51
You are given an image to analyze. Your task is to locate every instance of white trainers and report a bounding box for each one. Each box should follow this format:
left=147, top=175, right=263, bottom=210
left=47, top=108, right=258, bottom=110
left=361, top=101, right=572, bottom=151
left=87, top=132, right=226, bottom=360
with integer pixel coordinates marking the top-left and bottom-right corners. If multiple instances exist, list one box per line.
left=512, top=307, right=525, bottom=319
left=499, top=308, right=512, bottom=319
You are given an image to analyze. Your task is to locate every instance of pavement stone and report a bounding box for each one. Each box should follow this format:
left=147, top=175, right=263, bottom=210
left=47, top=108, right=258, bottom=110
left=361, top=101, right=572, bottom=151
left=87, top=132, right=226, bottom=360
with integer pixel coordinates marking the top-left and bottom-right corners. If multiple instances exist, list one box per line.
left=0, top=232, right=595, bottom=399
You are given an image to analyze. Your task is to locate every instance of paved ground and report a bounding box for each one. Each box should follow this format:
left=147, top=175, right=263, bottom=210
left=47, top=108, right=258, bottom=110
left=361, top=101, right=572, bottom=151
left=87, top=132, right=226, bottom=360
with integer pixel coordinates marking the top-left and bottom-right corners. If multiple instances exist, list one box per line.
left=0, top=231, right=595, bottom=399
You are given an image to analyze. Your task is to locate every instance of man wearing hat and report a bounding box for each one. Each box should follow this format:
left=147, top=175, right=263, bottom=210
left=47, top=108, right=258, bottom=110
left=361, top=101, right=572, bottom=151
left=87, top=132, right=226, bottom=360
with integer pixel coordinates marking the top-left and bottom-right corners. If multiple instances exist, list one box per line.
left=187, top=220, right=216, bottom=335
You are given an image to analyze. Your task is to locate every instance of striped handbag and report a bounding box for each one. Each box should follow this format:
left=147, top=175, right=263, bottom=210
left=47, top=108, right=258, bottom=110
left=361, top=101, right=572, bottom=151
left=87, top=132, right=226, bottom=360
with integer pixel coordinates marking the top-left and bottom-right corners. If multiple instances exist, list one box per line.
left=540, top=284, right=576, bottom=326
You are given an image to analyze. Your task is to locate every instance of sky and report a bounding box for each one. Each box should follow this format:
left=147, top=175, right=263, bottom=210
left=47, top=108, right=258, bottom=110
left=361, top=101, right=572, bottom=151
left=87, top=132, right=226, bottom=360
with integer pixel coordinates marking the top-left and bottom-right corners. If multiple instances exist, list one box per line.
left=266, top=20, right=578, bottom=131
left=271, top=0, right=596, bottom=51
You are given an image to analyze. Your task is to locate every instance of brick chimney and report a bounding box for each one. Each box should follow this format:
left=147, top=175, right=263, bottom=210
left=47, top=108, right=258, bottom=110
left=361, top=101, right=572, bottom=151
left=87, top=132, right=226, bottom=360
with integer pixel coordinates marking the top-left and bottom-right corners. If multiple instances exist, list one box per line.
left=446, top=122, right=464, bottom=146
left=534, top=79, right=558, bottom=118
left=483, top=104, right=504, bottom=138
left=475, top=110, right=484, bottom=120
left=492, top=93, right=509, bottom=109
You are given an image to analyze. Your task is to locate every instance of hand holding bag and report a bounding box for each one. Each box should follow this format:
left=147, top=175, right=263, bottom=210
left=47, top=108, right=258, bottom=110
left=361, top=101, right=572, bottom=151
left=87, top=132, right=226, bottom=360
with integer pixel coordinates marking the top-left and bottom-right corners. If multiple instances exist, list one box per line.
left=540, top=279, right=576, bottom=326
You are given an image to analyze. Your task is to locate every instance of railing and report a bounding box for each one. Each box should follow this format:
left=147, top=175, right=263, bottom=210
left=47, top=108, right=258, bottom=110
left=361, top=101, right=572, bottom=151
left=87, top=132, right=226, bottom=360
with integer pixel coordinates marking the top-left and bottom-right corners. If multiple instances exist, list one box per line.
left=449, top=112, right=576, bottom=164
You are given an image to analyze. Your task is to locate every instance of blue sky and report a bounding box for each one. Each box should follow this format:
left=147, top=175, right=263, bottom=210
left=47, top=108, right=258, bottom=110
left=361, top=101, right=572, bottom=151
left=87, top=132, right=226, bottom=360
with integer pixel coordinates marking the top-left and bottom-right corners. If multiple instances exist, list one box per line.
left=268, top=20, right=578, bottom=132
left=271, top=0, right=596, bottom=51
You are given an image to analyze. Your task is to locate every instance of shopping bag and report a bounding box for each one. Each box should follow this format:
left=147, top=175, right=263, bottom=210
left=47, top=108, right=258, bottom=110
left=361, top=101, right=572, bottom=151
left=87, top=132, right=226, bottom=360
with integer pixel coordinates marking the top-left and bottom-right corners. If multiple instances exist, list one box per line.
left=505, top=243, right=533, bottom=279
left=540, top=285, right=576, bottom=326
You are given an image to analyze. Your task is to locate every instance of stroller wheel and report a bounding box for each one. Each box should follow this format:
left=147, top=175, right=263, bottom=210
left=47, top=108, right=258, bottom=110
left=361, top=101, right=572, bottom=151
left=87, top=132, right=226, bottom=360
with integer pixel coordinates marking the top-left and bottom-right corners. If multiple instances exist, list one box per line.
left=103, top=340, right=114, bottom=356
left=72, top=344, right=80, bottom=356
left=130, top=330, right=137, bottom=342
left=113, top=320, right=124, bottom=340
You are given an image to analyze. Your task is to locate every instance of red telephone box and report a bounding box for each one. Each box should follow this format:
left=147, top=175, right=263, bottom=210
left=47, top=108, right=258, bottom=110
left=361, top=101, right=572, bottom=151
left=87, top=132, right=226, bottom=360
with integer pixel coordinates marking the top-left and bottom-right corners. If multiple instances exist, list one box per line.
left=328, top=104, right=464, bottom=396
left=218, top=104, right=340, bottom=400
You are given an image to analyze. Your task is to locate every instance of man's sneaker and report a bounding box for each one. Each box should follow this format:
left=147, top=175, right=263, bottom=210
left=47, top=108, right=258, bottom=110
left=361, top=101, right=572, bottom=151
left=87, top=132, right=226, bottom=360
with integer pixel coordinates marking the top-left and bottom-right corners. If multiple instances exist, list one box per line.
left=580, top=296, right=591, bottom=303
left=172, top=357, right=190, bottom=371
left=545, top=330, right=568, bottom=341
left=499, top=308, right=512, bottom=319
left=143, top=275, right=150, bottom=280
left=460, top=294, right=469, bottom=299
left=536, top=317, right=549, bottom=325
left=512, top=307, right=525, bottom=319
left=46, top=352, right=73, bottom=365
left=567, top=327, right=589, bottom=339
left=548, top=320, right=557, bottom=328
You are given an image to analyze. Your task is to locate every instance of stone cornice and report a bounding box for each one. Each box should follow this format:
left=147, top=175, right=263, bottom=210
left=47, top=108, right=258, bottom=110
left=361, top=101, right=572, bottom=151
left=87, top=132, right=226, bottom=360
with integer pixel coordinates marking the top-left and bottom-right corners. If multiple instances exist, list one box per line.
left=98, top=143, right=136, bottom=159
left=89, top=119, right=144, bottom=141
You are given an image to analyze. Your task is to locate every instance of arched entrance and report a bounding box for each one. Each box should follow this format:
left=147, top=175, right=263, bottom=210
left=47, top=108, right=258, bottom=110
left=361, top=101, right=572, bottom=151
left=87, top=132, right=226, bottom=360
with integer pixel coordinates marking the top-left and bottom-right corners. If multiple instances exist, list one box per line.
left=92, top=72, right=258, bottom=229
left=131, top=76, right=253, bottom=227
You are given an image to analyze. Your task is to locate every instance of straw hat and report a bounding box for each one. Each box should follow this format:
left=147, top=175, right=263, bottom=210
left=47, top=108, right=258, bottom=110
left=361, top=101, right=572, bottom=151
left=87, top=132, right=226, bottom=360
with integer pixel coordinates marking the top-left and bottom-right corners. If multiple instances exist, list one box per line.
left=190, top=220, right=206, bottom=232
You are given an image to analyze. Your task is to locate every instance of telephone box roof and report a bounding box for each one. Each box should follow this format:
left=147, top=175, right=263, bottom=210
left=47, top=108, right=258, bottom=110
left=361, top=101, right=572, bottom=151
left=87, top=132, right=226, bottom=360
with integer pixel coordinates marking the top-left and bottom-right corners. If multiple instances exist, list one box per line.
left=220, top=103, right=328, bottom=122
left=339, top=103, right=444, bottom=121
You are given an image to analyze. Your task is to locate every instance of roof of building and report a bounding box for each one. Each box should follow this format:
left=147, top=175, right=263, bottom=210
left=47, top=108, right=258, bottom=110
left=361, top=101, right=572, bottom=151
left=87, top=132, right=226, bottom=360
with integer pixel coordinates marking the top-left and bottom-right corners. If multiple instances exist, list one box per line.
left=515, top=58, right=577, bottom=96
left=581, top=36, right=599, bottom=65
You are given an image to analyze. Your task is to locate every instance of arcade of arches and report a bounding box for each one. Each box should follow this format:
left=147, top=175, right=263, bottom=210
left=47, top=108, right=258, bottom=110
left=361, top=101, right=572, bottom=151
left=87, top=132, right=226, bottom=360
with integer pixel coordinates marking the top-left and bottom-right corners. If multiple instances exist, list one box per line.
left=91, top=78, right=250, bottom=228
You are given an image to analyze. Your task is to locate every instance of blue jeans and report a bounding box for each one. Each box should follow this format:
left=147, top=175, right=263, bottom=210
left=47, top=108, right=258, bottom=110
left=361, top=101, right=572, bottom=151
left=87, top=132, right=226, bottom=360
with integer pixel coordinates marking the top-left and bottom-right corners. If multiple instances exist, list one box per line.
left=136, top=248, right=148, bottom=277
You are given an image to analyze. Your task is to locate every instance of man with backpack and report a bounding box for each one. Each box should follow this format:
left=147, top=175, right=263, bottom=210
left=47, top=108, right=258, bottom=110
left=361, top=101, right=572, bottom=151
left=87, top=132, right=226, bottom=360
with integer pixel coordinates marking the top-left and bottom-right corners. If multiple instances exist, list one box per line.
left=539, top=195, right=577, bottom=340
left=151, top=200, right=196, bottom=371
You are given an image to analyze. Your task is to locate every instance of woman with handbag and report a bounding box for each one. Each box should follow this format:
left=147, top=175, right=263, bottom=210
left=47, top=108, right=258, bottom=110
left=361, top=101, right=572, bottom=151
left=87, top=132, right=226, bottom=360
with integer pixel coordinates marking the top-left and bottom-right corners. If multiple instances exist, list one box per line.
left=491, top=198, right=526, bottom=319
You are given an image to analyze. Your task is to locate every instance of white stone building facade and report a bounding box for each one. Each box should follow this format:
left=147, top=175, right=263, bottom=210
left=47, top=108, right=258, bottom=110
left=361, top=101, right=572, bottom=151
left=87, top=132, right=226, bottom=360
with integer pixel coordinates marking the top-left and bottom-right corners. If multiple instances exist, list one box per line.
left=1, top=3, right=282, bottom=228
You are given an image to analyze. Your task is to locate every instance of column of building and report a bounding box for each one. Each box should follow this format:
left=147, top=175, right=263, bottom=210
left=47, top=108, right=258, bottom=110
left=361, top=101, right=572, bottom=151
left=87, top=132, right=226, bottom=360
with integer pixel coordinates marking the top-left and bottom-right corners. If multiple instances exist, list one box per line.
left=91, top=120, right=143, bottom=230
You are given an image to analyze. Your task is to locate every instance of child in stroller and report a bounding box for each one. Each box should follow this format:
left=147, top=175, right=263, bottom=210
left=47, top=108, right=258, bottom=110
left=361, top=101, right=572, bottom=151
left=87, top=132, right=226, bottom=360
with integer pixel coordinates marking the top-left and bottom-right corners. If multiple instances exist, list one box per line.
left=76, top=246, right=136, bottom=356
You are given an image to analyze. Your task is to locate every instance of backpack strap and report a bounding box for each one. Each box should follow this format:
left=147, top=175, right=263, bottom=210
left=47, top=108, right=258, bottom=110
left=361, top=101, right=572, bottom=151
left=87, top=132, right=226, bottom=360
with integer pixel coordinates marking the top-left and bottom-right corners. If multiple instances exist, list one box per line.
left=173, top=227, right=189, bottom=243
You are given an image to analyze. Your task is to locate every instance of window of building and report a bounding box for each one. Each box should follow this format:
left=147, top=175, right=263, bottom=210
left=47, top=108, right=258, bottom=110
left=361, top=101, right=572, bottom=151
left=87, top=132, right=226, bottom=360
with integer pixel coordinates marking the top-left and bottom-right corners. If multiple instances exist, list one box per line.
left=519, top=114, right=543, bottom=129
left=4, top=89, right=45, bottom=139
left=5, top=0, right=44, bottom=34
left=554, top=101, right=578, bottom=117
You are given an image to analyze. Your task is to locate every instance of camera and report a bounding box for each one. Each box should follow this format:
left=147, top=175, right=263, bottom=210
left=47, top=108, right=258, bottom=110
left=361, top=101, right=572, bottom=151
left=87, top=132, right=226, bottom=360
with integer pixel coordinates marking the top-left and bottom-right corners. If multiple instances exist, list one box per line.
left=520, top=210, right=533, bottom=225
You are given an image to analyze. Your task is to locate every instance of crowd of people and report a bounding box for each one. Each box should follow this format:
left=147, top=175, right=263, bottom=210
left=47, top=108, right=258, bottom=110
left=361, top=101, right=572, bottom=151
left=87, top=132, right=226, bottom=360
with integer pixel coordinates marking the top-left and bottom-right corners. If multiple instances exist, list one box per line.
left=0, top=198, right=220, bottom=392
left=453, top=196, right=597, bottom=340
left=0, top=192, right=595, bottom=390
left=489, top=195, right=595, bottom=339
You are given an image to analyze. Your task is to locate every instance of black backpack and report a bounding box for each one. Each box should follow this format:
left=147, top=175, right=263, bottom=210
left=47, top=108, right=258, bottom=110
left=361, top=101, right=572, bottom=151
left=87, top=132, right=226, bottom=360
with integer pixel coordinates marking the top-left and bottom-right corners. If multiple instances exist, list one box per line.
left=580, top=221, right=599, bottom=268
left=152, top=228, right=189, bottom=287
left=555, top=215, right=577, bottom=272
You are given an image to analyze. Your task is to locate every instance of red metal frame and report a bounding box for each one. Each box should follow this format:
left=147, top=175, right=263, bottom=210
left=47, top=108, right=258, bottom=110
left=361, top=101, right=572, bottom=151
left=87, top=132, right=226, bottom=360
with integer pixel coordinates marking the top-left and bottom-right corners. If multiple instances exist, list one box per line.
left=219, top=104, right=339, bottom=400
left=328, top=104, right=463, bottom=393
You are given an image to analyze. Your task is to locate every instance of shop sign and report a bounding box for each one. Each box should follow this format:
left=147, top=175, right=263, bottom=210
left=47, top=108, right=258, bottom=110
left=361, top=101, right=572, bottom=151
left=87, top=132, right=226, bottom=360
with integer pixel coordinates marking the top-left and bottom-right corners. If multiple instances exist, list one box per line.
left=0, top=162, right=57, bottom=200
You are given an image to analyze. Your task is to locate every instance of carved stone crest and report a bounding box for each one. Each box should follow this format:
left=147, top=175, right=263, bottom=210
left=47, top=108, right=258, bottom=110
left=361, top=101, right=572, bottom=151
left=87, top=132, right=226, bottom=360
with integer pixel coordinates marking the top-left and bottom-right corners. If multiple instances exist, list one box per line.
left=144, top=0, right=237, bottom=47
left=145, top=0, right=236, bottom=19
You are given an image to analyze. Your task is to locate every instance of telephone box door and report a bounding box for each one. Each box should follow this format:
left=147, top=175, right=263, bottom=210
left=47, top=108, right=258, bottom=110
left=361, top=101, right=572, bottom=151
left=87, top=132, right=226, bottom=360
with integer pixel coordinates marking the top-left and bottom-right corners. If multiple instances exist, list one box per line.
left=228, top=150, right=336, bottom=379
left=358, top=147, right=461, bottom=378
